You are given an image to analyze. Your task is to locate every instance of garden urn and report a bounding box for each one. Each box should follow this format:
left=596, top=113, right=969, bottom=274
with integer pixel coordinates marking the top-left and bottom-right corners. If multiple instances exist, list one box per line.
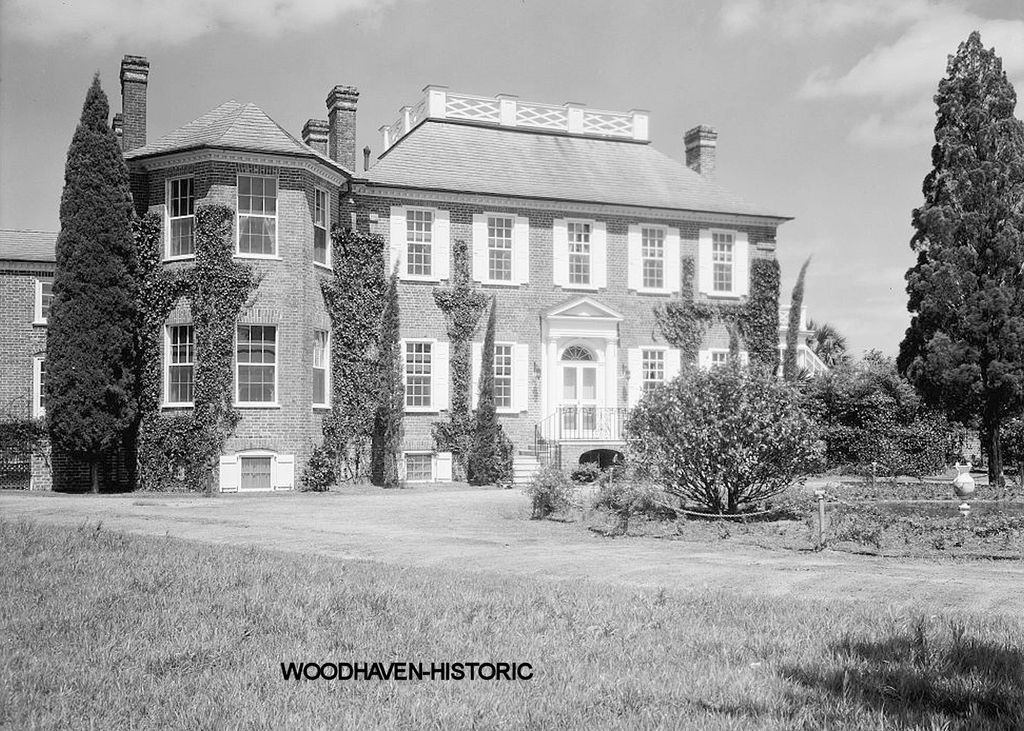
left=952, top=463, right=975, bottom=498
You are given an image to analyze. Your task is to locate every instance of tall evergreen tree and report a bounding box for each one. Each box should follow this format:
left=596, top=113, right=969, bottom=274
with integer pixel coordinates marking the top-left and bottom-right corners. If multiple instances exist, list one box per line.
left=898, top=31, right=1024, bottom=488
left=783, top=257, right=810, bottom=381
left=371, top=271, right=403, bottom=488
left=46, top=75, right=139, bottom=493
left=468, top=296, right=511, bottom=485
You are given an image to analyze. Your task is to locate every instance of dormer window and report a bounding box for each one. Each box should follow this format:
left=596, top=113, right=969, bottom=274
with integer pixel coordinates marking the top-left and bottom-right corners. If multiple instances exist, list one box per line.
left=167, top=177, right=195, bottom=258
left=237, top=175, right=277, bottom=257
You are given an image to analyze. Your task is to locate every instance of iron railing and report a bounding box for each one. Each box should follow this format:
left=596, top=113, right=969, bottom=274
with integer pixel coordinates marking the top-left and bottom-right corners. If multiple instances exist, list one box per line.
left=536, top=407, right=628, bottom=443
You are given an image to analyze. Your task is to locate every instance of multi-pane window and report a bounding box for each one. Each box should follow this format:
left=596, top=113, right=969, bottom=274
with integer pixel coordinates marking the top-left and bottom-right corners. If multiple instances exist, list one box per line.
left=404, top=342, right=432, bottom=408
left=711, top=351, right=729, bottom=368
left=567, top=222, right=591, bottom=285
left=313, top=329, right=329, bottom=406
left=406, top=209, right=433, bottom=277
left=487, top=216, right=514, bottom=281
left=167, top=325, right=195, bottom=404
left=33, top=357, right=46, bottom=417
left=237, top=175, right=277, bottom=255
left=168, top=177, right=195, bottom=257
left=240, top=456, right=273, bottom=490
left=641, top=349, right=665, bottom=392
left=712, top=232, right=734, bottom=293
left=641, top=227, right=665, bottom=290
left=313, top=188, right=328, bottom=266
left=405, top=453, right=432, bottom=482
left=236, top=325, right=277, bottom=403
left=36, top=279, right=53, bottom=323
left=494, top=344, right=513, bottom=409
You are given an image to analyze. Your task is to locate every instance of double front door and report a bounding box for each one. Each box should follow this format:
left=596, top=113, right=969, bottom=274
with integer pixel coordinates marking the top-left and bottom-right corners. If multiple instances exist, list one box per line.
left=561, top=362, right=598, bottom=437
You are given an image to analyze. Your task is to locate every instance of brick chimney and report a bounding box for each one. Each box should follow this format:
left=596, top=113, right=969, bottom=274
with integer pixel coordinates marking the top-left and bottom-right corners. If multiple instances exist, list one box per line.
left=120, top=55, right=150, bottom=152
left=302, top=119, right=330, bottom=156
left=684, top=125, right=717, bottom=179
left=112, top=113, right=124, bottom=149
left=326, top=85, right=359, bottom=171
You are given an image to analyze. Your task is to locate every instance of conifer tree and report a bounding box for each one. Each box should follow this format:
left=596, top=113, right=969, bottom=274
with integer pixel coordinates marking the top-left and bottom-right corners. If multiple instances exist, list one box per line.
left=783, top=257, right=810, bottom=381
left=371, top=271, right=403, bottom=488
left=468, top=296, right=511, bottom=485
left=46, top=75, right=139, bottom=493
left=898, top=32, right=1024, bottom=487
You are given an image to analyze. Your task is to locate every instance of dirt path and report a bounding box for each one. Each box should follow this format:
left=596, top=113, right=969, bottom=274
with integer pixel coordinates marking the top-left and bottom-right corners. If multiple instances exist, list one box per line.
left=2, top=487, right=1020, bottom=613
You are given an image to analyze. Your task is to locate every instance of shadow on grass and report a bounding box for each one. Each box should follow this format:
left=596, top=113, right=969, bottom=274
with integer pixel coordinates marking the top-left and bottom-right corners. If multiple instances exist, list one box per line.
left=781, top=619, right=1024, bottom=726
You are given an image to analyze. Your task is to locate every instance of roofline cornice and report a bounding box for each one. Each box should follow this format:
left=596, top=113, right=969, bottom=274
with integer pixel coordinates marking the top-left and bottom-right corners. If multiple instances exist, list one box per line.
left=126, top=146, right=351, bottom=186
left=353, top=183, right=792, bottom=227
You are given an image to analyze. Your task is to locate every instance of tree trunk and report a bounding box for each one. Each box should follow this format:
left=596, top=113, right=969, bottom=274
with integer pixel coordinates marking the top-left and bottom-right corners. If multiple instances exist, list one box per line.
left=90, top=461, right=99, bottom=494
left=984, top=412, right=1005, bottom=490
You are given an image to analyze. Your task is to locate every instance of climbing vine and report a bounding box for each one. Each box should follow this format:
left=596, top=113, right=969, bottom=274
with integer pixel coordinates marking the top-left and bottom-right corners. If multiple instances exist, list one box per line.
left=320, top=227, right=388, bottom=480
left=136, top=204, right=259, bottom=491
left=654, top=256, right=780, bottom=370
left=431, top=239, right=488, bottom=481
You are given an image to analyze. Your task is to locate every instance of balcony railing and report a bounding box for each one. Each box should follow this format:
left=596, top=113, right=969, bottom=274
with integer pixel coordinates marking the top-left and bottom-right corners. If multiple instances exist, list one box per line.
left=535, top=407, right=628, bottom=444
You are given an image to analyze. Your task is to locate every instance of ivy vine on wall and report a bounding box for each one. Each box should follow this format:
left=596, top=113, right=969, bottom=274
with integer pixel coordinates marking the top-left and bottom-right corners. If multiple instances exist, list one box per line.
left=136, top=204, right=260, bottom=491
left=654, top=255, right=780, bottom=370
left=431, top=239, right=488, bottom=481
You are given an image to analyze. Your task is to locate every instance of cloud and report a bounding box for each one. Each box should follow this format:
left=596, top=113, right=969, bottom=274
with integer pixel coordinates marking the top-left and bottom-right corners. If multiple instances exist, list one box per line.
left=1, top=0, right=396, bottom=47
left=719, top=0, right=936, bottom=38
left=848, top=99, right=936, bottom=148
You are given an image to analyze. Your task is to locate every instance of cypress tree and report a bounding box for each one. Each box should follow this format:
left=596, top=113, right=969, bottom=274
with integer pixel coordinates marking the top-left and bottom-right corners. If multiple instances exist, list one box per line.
left=898, top=32, right=1024, bottom=488
left=371, top=271, right=404, bottom=488
left=46, top=75, right=139, bottom=493
left=783, top=257, right=810, bottom=381
left=468, top=296, right=502, bottom=485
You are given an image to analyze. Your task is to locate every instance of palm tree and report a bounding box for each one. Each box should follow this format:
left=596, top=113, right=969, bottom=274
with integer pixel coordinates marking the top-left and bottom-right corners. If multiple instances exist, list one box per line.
left=806, top=319, right=848, bottom=369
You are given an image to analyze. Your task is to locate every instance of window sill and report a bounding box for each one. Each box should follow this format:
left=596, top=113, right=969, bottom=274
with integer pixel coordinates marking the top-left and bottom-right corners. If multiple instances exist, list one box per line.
left=312, top=404, right=331, bottom=411
left=479, top=280, right=524, bottom=288
left=235, top=253, right=283, bottom=261
left=560, top=284, right=602, bottom=292
left=496, top=408, right=525, bottom=415
left=400, top=275, right=442, bottom=284
left=313, top=261, right=333, bottom=272
left=162, top=255, right=196, bottom=264
left=404, top=407, right=441, bottom=414
left=32, top=319, right=47, bottom=327
left=234, top=402, right=282, bottom=409
left=703, top=291, right=744, bottom=299
left=161, top=403, right=194, bottom=410
left=635, top=288, right=675, bottom=296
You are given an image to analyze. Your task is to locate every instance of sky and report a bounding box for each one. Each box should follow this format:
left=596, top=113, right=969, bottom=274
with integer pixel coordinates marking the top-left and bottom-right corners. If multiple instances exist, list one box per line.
left=2, top=0, right=1022, bottom=357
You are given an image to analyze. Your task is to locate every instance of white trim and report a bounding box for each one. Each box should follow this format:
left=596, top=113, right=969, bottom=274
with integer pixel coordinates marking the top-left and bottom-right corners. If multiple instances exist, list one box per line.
left=313, top=186, right=331, bottom=269
left=702, top=228, right=747, bottom=299
left=402, top=451, right=436, bottom=483
left=163, top=324, right=195, bottom=408
left=219, top=450, right=295, bottom=492
left=562, top=218, right=598, bottom=289
left=236, top=173, right=279, bottom=258
left=470, top=340, right=524, bottom=413
left=132, top=148, right=348, bottom=187
left=32, top=356, right=45, bottom=418
left=234, top=323, right=280, bottom=408
left=397, top=206, right=444, bottom=283
left=33, top=278, right=51, bottom=325
left=312, top=328, right=331, bottom=409
left=474, top=212, right=525, bottom=286
left=165, top=175, right=196, bottom=261
left=402, top=338, right=440, bottom=413
left=631, top=224, right=678, bottom=295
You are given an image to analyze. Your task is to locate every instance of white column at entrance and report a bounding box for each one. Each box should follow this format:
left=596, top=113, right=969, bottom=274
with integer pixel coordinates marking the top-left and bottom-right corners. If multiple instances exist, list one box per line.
left=604, top=339, right=618, bottom=409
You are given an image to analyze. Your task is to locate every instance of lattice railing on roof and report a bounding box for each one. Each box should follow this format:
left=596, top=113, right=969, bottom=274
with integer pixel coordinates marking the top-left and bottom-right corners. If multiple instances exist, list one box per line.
left=582, top=109, right=634, bottom=138
left=516, top=102, right=569, bottom=130
left=408, top=98, right=428, bottom=128
left=445, top=93, right=500, bottom=123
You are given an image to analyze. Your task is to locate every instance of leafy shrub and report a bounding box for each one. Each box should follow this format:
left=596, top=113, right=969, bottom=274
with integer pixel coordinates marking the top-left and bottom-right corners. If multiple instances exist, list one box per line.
left=525, top=466, right=574, bottom=519
left=626, top=363, right=822, bottom=514
left=592, top=478, right=667, bottom=533
left=570, top=462, right=601, bottom=484
left=300, top=445, right=335, bottom=492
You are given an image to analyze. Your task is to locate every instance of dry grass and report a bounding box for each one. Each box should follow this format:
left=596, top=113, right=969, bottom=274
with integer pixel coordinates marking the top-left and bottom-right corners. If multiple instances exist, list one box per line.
left=1, top=519, right=1022, bottom=729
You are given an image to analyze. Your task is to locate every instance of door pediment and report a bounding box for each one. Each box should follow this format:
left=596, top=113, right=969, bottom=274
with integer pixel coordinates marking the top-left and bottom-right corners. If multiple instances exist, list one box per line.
left=544, top=296, right=624, bottom=321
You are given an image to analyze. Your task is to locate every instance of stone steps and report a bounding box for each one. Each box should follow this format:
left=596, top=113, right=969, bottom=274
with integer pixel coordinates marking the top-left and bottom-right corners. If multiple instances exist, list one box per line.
left=512, top=452, right=541, bottom=486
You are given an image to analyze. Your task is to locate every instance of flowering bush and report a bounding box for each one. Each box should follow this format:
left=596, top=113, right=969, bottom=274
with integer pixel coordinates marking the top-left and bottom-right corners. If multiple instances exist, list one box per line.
left=626, top=364, right=822, bottom=514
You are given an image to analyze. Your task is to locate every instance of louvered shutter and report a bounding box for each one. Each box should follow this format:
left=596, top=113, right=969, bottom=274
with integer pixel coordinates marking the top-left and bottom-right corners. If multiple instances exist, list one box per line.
left=734, top=232, right=750, bottom=297
left=513, top=216, right=530, bottom=284
left=472, top=214, right=488, bottom=282
left=389, top=207, right=406, bottom=277
left=592, top=221, right=607, bottom=289
left=698, top=229, right=713, bottom=294
left=627, top=225, right=642, bottom=290
left=513, top=343, right=529, bottom=412
left=665, top=349, right=682, bottom=381
left=219, top=455, right=239, bottom=492
left=698, top=349, right=713, bottom=369
left=627, top=348, right=643, bottom=408
left=433, top=341, right=449, bottom=410
left=665, top=228, right=681, bottom=294
left=434, top=210, right=450, bottom=281
left=274, top=454, right=295, bottom=489
left=471, top=342, right=482, bottom=409
left=552, top=219, right=569, bottom=286
left=435, top=452, right=453, bottom=481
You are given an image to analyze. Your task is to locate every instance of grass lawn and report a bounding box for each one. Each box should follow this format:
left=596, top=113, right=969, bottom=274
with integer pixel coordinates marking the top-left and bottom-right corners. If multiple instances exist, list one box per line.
left=1, top=520, right=1022, bottom=729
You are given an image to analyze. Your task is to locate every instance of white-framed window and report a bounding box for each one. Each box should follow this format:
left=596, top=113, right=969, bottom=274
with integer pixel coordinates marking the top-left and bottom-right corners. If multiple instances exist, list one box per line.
left=219, top=451, right=295, bottom=492
left=313, top=329, right=329, bottom=408
left=641, top=228, right=665, bottom=290
left=471, top=342, right=529, bottom=413
left=712, top=232, right=734, bottom=293
left=32, top=356, right=46, bottom=418
left=405, top=341, right=433, bottom=409
left=313, top=187, right=329, bottom=267
left=34, top=279, right=53, bottom=325
left=237, top=175, right=278, bottom=256
left=167, top=177, right=195, bottom=258
left=641, top=349, right=665, bottom=393
left=494, top=344, right=513, bottom=410
left=236, top=324, right=277, bottom=405
left=567, top=221, right=592, bottom=285
left=487, top=216, right=514, bottom=282
left=165, top=325, right=195, bottom=406
left=241, top=455, right=273, bottom=490
left=711, top=350, right=730, bottom=368
left=404, top=452, right=434, bottom=482
left=406, top=209, right=434, bottom=278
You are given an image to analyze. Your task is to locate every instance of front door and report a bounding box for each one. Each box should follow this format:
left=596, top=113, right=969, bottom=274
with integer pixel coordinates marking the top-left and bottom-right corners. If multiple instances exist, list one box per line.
left=561, top=360, right=598, bottom=437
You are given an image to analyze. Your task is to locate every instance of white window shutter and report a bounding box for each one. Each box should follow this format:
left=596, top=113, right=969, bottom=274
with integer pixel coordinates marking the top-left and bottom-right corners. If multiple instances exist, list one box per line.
left=389, top=207, right=406, bottom=277
left=627, top=348, right=643, bottom=408
left=434, top=210, right=450, bottom=281
left=698, top=349, right=713, bottom=370
left=665, top=228, right=681, bottom=294
left=434, top=341, right=450, bottom=410
left=471, top=342, right=482, bottom=409
left=513, top=343, right=529, bottom=412
left=698, top=229, right=713, bottom=294
left=627, top=225, right=642, bottom=291
left=219, top=455, right=240, bottom=492
left=513, top=216, right=530, bottom=284
left=472, top=214, right=488, bottom=282
left=665, top=349, right=682, bottom=380
left=552, top=219, right=569, bottom=287
left=592, top=221, right=607, bottom=289
left=735, top=232, right=750, bottom=297
left=275, top=454, right=295, bottom=489
left=739, top=350, right=750, bottom=367
left=434, top=452, right=453, bottom=481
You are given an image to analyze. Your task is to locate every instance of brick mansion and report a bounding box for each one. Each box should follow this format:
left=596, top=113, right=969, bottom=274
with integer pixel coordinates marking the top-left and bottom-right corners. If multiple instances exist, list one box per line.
left=0, top=55, right=826, bottom=491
